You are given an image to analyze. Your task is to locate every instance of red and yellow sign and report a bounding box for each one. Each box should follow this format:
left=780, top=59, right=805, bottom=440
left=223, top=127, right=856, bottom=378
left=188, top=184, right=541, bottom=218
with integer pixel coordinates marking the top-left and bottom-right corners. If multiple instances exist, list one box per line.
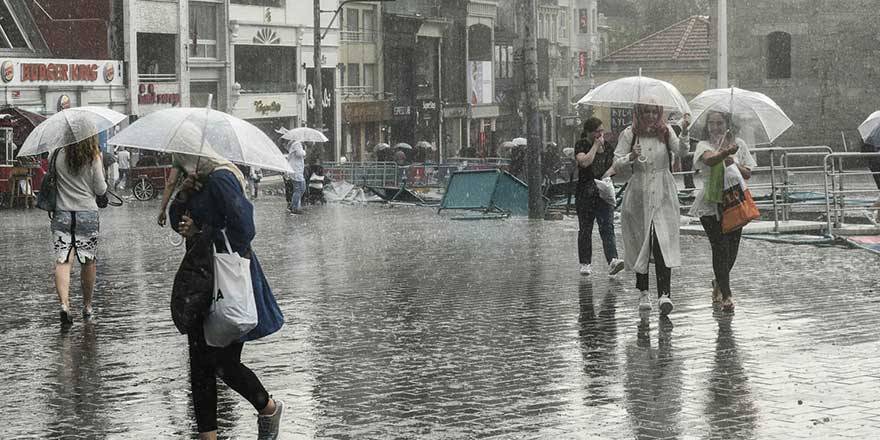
left=0, top=58, right=124, bottom=86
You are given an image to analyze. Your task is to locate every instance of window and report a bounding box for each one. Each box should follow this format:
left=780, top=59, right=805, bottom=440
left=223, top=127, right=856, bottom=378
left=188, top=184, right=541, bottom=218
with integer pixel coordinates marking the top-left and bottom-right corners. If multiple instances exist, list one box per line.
left=345, top=8, right=359, bottom=33
left=494, top=45, right=513, bottom=79
left=551, top=14, right=557, bottom=43
left=138, top=33, right=177, bottom=79
left=560, top=12, right=568, bottom=39
left=231, top=0, right=283, bottom=6
left=234, top=45, right=296, bottom=93
left=362, top=9, right=376, bottom=41
left=767, top=31, right=791, bottom=79
left=190, top=82, right=218, bottom=108
left=0, top=0, right=29, bottom=49
left=578, top=9, right=588, bottom=34
left=363, top=63, right=376, bottom=90
left=347, top=63, right=360, bottom=88
left=190, top=2, right=218, bottom=58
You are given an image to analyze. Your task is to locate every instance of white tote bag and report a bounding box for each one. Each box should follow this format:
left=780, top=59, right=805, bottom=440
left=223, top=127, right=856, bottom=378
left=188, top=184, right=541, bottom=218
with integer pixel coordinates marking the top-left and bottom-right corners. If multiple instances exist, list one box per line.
left=594, top=177, right=617, bottom=206
left=204, top=229, right=258, bottom=347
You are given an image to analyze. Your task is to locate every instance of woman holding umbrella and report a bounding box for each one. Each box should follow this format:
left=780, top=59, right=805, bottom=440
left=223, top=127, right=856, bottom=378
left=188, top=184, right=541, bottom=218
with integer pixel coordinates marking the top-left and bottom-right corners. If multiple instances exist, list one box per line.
left=690, top=111, right=756, bottom=312
left=613, top=103, right=690, bottom=316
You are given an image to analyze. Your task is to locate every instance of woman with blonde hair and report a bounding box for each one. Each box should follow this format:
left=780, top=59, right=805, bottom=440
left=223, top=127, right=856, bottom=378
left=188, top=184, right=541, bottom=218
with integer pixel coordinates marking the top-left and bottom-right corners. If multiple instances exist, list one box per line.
left=51, top=134, right=107, bottom=326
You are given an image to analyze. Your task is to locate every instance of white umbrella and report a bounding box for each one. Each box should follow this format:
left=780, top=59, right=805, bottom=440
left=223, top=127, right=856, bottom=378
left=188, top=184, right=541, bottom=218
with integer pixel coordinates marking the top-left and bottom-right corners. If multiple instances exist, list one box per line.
left=689, top=87, right=793, bottom=145
left=395, top=142, right=413, bottom=150
left=858, top=111, right=880, bottom=142
left=16, top=106, right=127, bottom=157
left=511, top=137, right=527, bottom=146
left=281, top=126, right=328, bottom=143
left=577, top=75, right=691, bottom=114
left=374, top=142, right=390, bottom=150
left=415, top=141, right=435, bottom=150
left=107, top=107, right=292, bottom=173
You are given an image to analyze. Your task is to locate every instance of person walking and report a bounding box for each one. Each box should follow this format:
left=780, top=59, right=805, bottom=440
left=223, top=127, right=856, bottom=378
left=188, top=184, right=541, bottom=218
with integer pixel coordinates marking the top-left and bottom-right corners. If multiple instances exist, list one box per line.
left=613, top=103, right=690, bottom=315
left=52, top=135, right=108, bottom=325
left=287, top=140, right=306, bottom=214
left=250, top=167, right=263, bottom=199
left=690, top=111, right=756, bottom=312
left=170, top=154, right=284, bottom=440
left=575, top=117, right=625, bottom=276
left=116, top=147, right=131, bottom=190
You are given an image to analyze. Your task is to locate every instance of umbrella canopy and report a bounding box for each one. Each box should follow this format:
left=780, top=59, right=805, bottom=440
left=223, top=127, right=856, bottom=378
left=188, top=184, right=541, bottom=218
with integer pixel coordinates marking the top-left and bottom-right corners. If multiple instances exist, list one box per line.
left=16, top=106, right=127, bottom=157
left=577, top=75, right=691, bottom=114
left=499, top=141, right=515, bottom=149
left=858, top=111, right=880, bottom=144
left=395, top=142, right=412, bottom=150
left=0, top=107, right=46, bottom=148
left=415, top=141, right=435, bottom=150
left=374, top=142, right=390, bottom=150
left=865, top=124, right=880, bottom=147
left=689, top=87, right=793, bottom=145
left=107, top=107, right=292, bottom=173
left=511, top=137, right=527, bottom=146
left=280, top=126, right=328, bottom=143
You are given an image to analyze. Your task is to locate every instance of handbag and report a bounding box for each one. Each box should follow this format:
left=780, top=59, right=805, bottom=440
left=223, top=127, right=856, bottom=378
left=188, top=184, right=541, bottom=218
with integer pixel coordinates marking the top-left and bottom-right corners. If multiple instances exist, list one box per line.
left=36, top=149, right=61, bottom=212
left=203, top=229, right=258, bottom=347
left=242, top=251, right=284, bottom=342
left=593, top=177, right=616, bottom=206
left=170, top=227, right=215, bottom=334
left=96, top=190, right=123, bottom=208
left=720, top=165, right=760, bottom=233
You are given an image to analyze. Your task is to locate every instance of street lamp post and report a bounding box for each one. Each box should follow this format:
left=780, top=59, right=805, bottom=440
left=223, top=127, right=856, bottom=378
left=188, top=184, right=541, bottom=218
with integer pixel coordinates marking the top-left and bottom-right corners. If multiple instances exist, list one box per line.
left=524, top=0, right=544, bottom=219
left=313, top=0, right=395, bottom=159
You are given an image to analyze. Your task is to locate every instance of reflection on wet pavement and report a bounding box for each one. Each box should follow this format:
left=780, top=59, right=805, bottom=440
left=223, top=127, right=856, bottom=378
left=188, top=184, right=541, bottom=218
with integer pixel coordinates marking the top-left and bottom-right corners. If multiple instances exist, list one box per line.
left=0, top=199, right=878, bottom=438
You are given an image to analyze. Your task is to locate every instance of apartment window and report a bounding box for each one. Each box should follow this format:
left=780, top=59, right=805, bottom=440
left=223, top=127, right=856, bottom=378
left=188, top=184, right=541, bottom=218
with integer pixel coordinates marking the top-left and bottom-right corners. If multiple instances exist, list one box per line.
left=578, top=9, right=588, bottom=33
left=345, top=8, right=359, bottom=33
left=551, top=14, right=557, bottom=42
left=234, top=45, right=296, bottom=93
left=363, top=63, right=376, bottom=90
left=560, top=12, right=568, bottom=39
left=767, top=31, right=791, bottom=79
left=138, top=33, right=177, bottom=79
left=347, top=63, right=360, bottom=88
left=190, top=2, right=218, bottom=58
left=495, top=45, right=513, bottom=79
left=0, top=0, right=29, bottom=48
left=362, top=9, right=376, bottom=41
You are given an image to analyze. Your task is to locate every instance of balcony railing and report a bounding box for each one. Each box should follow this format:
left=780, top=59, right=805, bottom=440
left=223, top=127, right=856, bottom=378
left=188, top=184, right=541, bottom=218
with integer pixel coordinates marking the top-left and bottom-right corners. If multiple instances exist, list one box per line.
left=340, top=85, right=377, bottom=96
left=139, top=73, right=178, bottom=83
left=340, top=30, right=377, bottom=43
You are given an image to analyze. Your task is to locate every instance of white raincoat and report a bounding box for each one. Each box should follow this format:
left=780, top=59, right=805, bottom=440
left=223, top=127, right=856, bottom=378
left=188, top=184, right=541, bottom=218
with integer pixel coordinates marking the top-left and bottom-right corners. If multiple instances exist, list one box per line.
left=613, top=126, right=689, bottom=274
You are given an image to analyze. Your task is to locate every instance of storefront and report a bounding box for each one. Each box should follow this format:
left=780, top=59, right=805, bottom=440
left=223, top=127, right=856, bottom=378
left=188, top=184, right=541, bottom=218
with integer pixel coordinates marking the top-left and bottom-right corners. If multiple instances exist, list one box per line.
left=342, top=100, right=391, bottom=162
left=0, top=58, right=126, bottom=114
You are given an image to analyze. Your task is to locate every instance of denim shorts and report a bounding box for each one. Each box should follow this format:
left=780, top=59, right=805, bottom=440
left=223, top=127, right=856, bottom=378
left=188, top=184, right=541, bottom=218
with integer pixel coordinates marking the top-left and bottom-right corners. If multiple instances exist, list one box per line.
left=50, top=210, right=100, bottom=264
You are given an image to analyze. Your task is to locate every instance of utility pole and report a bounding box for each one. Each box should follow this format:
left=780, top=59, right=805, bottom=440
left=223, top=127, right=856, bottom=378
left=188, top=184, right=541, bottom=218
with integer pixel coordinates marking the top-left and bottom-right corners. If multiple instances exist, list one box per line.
left=313, top=0, right=324, bottom=137
left=717, top=0, right=728, bottom=88
left=524, top=0, right=543, bottom=219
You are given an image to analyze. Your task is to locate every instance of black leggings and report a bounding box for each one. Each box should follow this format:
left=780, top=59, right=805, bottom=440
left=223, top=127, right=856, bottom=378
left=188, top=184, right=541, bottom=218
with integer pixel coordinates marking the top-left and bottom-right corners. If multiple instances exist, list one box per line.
left=635, top=228, right=671, bottom=297
left=188, top=328, right=270, bottom=433
left=700, top=215, right=743, bottom=299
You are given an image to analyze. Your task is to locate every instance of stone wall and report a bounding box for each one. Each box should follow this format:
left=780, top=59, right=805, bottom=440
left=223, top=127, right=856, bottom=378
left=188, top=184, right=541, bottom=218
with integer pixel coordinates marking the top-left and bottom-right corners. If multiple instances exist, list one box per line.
left=713, top=0, right=880, bottom=151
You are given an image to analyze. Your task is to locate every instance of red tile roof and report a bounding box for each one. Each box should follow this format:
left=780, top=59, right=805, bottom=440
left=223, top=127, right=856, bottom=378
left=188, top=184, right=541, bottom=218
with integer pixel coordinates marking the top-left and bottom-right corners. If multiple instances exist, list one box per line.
left=602, top=15, right=710, bottom=63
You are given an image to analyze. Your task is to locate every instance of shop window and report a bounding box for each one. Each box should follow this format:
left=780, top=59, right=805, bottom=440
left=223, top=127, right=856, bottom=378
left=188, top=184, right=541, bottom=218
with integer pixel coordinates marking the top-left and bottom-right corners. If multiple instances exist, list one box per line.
left=137, top=33, right=177, bottom=80
left=190, top=2, right=218, bottom=59
left=234, top=45, right=296, bottom=93
left=190, top=82, right=218, bottom=108
left=767, top=31, right=791, bottom=79
left=0, top=0, right=29, bottom=49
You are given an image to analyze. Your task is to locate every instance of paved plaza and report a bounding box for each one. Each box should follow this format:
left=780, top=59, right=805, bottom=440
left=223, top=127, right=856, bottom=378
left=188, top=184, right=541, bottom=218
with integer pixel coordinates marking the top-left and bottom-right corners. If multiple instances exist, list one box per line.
left=0, top=199, right=878, bottom=439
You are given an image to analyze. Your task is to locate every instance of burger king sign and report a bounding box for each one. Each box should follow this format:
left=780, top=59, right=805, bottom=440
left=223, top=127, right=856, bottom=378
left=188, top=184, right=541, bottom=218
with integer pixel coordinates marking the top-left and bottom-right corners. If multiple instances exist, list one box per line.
left=2, top=60, right=14, bottom=83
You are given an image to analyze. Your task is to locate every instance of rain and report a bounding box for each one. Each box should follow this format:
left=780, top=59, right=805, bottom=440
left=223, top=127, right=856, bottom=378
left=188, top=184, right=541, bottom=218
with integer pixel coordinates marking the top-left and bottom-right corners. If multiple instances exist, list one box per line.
left=0, top=1, right=879, bottom=439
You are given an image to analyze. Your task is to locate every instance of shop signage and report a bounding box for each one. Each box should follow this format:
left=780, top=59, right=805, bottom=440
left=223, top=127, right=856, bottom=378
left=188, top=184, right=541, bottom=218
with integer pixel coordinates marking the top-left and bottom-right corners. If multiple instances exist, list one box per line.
left=342, top=101, right=391, bottom=123
left=0, top=58, right=123, bottom=87
left=443, top=106, right=468, bottom=118
left=421, top=101, right=436, bottom=111
left=393, top=106, right=411, bottom=117
left=57, top=95, right=71, bottom=111
left=254, top=100, right=281, bottom=115
left=138, top=83, right=181, bottom=106
left=610, top=108, right=632, bottom=134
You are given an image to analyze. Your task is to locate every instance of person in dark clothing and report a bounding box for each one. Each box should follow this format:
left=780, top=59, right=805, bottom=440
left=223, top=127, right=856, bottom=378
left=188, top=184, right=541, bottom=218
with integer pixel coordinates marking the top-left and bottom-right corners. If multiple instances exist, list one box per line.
left=169, top=155, right=283, bottom=440
left=861, top=141, right=880, bottom=223
left=575, top=117, right=624, bottom=276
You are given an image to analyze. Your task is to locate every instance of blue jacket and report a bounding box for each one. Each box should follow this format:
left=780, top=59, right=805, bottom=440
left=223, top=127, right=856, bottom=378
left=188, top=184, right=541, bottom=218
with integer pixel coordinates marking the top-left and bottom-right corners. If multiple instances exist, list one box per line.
left=170, top=169, right=283, bottom=341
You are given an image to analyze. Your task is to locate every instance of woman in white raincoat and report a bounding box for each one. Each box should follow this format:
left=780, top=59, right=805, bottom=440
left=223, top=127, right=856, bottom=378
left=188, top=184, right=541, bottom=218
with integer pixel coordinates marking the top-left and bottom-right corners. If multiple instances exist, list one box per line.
left=613, top=103, right=689, bottom=316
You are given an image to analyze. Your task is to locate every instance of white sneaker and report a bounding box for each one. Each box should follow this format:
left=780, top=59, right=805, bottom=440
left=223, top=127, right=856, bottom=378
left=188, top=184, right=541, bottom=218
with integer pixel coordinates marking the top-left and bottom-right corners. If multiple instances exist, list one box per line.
left=658, top=294, right=674, bottom=316
left=579, top=264, right=592, bottom=275
left=638, top=291, right=652, bottom=311
left=608, top=258, right=625, bottom=276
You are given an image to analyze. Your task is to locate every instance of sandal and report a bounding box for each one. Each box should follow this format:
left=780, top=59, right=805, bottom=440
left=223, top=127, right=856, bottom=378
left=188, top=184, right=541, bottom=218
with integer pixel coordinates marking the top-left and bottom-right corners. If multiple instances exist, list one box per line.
left=711, top=280, right=722, bottom=304
left=721, top=296, right=735, bottom=313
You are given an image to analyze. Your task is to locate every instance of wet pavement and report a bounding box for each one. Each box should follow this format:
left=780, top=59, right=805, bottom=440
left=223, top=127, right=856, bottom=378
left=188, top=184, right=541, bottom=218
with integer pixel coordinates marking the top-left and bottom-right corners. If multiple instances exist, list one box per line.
left=0, top=198, right=878, bottom=439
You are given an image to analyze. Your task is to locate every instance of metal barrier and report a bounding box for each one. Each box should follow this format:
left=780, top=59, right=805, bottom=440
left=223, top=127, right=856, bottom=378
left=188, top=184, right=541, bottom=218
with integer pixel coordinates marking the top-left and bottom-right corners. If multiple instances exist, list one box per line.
left=324, top=162, right=399, bottom=187
left=823, top=152, right=880, bottom=234
left=750, top=146, right=833, bottom=229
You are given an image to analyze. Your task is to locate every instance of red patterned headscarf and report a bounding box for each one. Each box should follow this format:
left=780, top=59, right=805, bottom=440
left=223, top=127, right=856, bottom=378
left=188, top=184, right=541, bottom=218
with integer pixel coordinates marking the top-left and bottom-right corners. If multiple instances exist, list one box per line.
left=632, top=104, right=669, bottom=143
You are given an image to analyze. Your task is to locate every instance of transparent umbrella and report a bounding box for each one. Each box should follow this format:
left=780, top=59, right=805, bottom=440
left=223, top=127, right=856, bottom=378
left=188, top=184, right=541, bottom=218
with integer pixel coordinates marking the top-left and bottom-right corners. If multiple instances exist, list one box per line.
left=415, top=141, right=435, bottom=150
left=375, top=142, right=390, bottom=150
left=107, top=107, right=292, bottom=173
left=16, top=106, right=127, bottom=157
left=689, top=87, right=793, bottom=145
left=280, top=127, right=329, bottom=143
left=577, top=75, right=691, bottom=114
left=512, top=137, right=527, bottom=146
left=395, top=142, right=413, bottom=150
left=858, top=111, right=880, bottom=144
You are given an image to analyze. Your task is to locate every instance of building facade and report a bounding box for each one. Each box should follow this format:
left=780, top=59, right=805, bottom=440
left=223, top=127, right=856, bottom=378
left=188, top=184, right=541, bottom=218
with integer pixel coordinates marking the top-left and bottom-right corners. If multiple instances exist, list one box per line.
left=711, top=0, right=880, bottom=149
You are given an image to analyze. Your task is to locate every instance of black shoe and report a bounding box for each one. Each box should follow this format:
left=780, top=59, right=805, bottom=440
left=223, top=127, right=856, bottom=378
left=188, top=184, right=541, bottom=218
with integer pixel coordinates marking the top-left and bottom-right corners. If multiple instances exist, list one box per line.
left=60, top=310, right=74, bottom=326
left=82, top=308, right=93, bottom=322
